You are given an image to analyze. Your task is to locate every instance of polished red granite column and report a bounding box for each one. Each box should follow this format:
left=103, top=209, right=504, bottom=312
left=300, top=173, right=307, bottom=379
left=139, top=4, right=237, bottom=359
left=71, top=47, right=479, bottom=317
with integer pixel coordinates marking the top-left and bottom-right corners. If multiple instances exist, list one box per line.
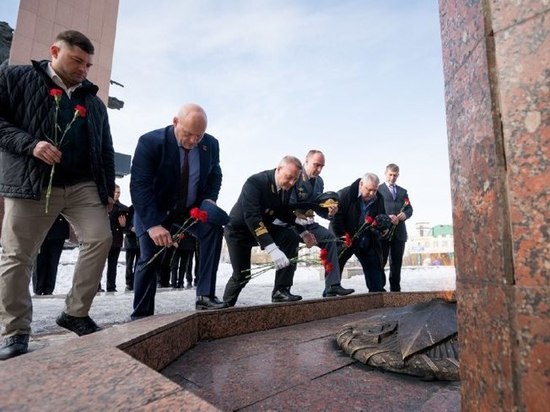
left=438, top=1, right=549, bottom=410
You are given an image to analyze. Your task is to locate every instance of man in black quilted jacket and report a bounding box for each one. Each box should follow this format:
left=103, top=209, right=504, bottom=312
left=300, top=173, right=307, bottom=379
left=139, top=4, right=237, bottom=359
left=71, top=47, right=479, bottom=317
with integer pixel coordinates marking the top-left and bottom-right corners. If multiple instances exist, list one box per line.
left=0, top=30, right=115, bottom=360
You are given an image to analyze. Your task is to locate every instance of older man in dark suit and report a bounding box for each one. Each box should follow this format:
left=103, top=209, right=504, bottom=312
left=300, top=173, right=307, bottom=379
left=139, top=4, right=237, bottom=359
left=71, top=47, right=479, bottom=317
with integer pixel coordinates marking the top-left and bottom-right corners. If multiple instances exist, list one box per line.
left=330, top=173, right=387, bottom=292
left=130, top=103, right=227, bottom=317
left=378, top=163, right=413, bottom=292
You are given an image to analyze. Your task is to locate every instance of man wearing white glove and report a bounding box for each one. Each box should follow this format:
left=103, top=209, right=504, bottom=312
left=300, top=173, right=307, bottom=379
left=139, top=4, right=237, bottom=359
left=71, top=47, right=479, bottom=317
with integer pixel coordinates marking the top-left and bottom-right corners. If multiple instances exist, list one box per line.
left=223, top=156, right=308, bottom=306
left=289, top=150, right=355, bottom=298
left=264, top=243, right=290, bottom=270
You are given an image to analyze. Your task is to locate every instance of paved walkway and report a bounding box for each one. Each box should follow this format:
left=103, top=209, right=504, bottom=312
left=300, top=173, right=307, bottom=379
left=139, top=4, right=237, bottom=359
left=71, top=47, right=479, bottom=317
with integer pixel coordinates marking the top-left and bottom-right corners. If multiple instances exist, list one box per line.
left=30, top=262, right=456, bottom=336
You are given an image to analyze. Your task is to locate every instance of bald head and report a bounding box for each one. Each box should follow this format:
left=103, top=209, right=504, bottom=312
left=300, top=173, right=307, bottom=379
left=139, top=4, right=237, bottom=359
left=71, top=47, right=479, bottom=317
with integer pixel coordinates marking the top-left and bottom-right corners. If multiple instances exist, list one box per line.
left=304, top=150, right=325, bottom=178
left=173, top=104, right=208, bottom=149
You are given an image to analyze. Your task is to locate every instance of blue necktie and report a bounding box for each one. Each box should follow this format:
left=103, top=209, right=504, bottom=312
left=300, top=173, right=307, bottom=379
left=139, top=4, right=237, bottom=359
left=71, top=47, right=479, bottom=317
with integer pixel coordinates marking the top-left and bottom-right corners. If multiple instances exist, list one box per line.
left=178, top=148, right=190, bottom=209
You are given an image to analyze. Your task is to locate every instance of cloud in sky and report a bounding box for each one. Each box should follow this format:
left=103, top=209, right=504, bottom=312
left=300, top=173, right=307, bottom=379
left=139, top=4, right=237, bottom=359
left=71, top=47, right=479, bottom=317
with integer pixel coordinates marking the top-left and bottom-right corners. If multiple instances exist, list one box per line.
left=2, top=0, right=452, bottom=227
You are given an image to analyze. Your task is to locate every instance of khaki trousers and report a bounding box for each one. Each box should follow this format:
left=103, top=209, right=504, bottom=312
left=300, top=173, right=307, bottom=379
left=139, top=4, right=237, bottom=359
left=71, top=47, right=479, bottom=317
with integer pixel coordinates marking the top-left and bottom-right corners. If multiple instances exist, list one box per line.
left=0, top=182, right=112, bottom=337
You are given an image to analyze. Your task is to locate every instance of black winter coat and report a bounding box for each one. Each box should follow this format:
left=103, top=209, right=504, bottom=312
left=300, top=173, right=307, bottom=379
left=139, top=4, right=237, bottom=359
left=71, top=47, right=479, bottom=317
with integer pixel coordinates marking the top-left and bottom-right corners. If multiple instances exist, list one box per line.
left=226, top=169, right=303, bottom=249
left=330, top=178, right=386, bottom=262
left=0, top=60, right=115, bottom=203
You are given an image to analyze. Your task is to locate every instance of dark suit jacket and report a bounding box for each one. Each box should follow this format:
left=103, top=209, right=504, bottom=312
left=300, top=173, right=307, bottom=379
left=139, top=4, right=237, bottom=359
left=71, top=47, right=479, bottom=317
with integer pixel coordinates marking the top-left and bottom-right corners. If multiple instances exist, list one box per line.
left=377, top=183, right=413, bottom=242
left=130, top=125, right=222, bottom=237
left=109, top=200, right=129, bottom=248
left=226, top=169, right=302, bottom=249
left=330, top=178, right=386, bottom=257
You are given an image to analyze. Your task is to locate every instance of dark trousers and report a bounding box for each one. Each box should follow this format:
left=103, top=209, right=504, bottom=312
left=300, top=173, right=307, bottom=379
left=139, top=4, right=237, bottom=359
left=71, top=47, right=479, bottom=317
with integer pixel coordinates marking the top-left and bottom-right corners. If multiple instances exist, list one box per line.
left=170, top=249, right=196, bottom=288
left=381, top=239, right=406, bottom=291
left=223, top=225, right=299, bottom=306
left=125, top=248, right=140, bottom=288
left=132, top=220, right=223, bottom=318
left=106, top=247, right=121, bottom=291
left=338, top=245, right=386, bottom=292
left=157, top=248, right=174, bottom=287
left=303, top=223, right=342, bottom=287
left=32, top=238, right=65, bottom=295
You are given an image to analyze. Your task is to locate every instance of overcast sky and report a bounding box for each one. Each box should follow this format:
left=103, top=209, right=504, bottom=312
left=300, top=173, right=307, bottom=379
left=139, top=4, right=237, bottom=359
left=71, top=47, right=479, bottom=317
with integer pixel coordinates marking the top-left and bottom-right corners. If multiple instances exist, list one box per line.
left=1, top=0, right=452, bottom=228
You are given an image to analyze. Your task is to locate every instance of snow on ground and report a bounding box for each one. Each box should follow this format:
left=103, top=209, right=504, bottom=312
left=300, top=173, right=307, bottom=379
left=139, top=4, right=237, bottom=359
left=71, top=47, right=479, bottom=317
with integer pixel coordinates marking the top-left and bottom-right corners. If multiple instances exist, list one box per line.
left=29, top=248, right=455, bottom=335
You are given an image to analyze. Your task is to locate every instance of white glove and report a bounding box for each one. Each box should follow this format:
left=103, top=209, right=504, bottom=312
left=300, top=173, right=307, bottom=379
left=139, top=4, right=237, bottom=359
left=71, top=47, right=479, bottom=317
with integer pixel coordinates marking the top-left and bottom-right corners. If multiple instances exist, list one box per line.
left=295, top=216, right=315, bottom=226
left=265, top=243, right=290, bottom=270
left=272, top=218, right=288, bottom=227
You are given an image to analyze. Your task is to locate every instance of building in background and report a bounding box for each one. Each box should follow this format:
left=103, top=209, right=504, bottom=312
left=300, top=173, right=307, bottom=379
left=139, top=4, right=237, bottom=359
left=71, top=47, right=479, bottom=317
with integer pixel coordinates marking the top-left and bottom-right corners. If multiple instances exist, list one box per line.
left=405, top=222, right=454, bottom=266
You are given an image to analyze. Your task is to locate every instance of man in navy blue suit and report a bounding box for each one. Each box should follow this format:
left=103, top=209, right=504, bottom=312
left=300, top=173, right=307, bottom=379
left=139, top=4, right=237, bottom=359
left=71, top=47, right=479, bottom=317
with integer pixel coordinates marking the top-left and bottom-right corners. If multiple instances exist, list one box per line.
left=130, top=103, right=227, bottom=317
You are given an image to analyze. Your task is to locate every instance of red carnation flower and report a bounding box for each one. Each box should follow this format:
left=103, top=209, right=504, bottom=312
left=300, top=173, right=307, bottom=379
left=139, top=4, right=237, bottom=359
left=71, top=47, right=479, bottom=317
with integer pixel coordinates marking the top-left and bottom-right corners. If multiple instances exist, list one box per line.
left=190, top=207, right=208, bottom=223
left=365, top=215, right=374, bottom=225
left=75, top=104, right=86, bottom=118
left=43, top=91, right=86, bottom=214
left=144, top=207, right=207, bottom=267
left=344, top=233, right=352, bottom=248
left=190, top=207, right=201, bottom=219
left=49, top=88, right=63, bottom=98
left=199, top=210, right=208, bottom=222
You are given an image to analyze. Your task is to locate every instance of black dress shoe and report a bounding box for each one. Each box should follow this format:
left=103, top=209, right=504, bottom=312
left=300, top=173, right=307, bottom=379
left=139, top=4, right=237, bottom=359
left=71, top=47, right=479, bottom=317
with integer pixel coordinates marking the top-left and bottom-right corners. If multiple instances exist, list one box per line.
left=56, top=312, right=103, bottom=336
left=323, top=284, right=355, bottom=297
left=0, top=334, right=29, bottom=360
left=284, top=287, right=302, bottom=301
left=272, top=288, right=302, bottom=303
left=196, top=296, right=228, bottom=310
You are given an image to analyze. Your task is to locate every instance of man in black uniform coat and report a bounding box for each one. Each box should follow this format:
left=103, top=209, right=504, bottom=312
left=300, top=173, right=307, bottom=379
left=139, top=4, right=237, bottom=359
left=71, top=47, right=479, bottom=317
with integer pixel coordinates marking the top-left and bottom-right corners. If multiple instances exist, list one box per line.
left=223, top=156, right=316, bottom=306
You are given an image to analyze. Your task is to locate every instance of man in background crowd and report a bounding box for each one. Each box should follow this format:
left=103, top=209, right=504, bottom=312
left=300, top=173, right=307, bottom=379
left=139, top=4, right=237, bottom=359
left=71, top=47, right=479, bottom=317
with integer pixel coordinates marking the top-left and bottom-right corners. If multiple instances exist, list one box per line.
left=32, top=215, right=70, bottom=295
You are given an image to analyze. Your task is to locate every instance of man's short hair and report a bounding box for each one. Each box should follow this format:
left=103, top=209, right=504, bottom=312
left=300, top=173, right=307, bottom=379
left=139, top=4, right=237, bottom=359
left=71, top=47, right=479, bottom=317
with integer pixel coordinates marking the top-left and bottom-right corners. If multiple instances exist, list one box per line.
left=279, top=155, right=302, bottom=170
left=55, top=30, right=94, bottom=54
left=305, top=149, right=324, bottom=160
left=361, top=172, right=380, bottom=186
left=385, top=163, right=399, bottom=173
